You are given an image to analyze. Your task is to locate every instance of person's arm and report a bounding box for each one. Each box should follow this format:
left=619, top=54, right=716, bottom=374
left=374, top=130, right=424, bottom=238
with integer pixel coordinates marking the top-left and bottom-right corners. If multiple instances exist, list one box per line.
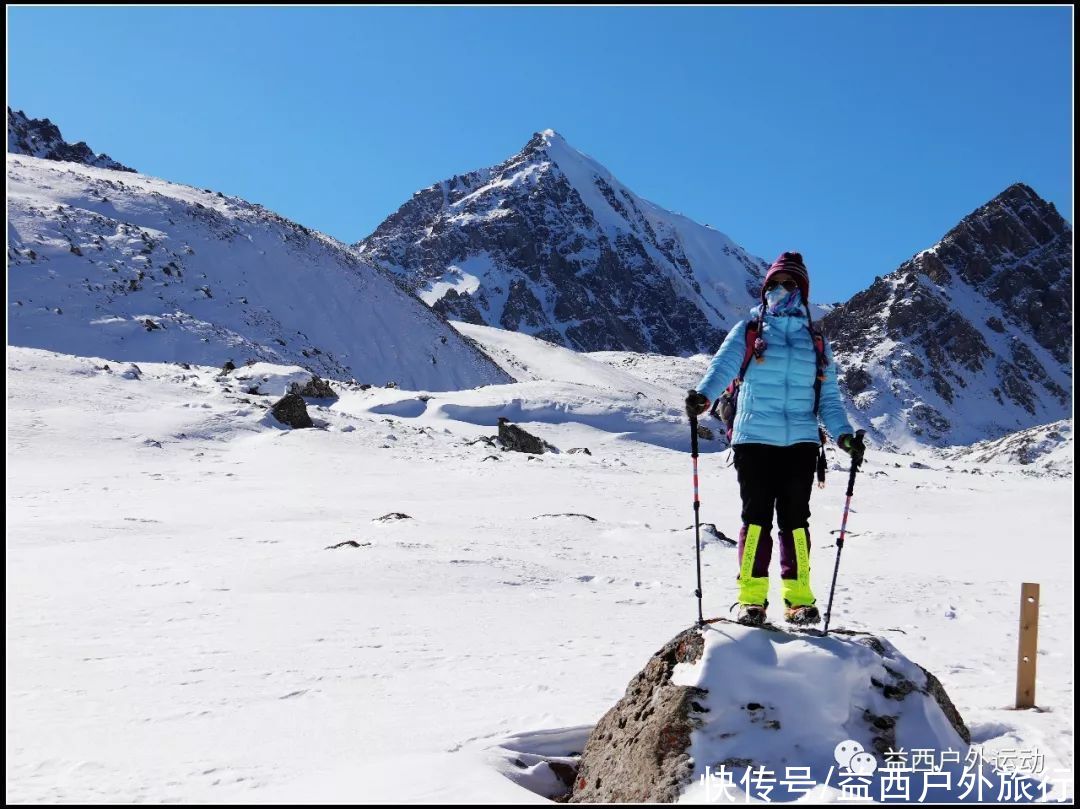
left=695, top=320, right=748, bottom=405
left=818, top=339, right=855, bottom=442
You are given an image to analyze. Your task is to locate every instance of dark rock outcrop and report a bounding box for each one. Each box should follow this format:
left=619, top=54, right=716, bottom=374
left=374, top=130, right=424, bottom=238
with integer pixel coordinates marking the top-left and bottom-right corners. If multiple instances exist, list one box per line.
left=498, top=417, right=551, bottom=454
left=288, top=374, right=338, bottom=400
left=373, top=512, right=412, bottom=522
left=271, top=392, right=313, bottom=428
left=7, top=108, right=135, bottom=171
left=919, top=667, right=970, bottom=745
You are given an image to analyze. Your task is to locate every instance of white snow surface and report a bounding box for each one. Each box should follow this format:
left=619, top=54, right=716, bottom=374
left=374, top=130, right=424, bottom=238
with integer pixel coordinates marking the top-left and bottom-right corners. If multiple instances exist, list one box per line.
left=7, top=154, right=511, bottom=391
left=6, top=337, right=1074, bottom=802
left=416, top=266, right=482, bottom=307
left=453, top=320, right=677, bottom=395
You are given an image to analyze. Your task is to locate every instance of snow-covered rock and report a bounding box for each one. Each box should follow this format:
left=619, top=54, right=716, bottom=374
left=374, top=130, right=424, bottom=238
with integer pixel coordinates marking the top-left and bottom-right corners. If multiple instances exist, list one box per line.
left=571, top=621, right=973, bottom=802
left=7, top=154, right=512, bottom=391
left=231, top=363, right=314, bottom=397
left=356, top=130, right=768, bottom=354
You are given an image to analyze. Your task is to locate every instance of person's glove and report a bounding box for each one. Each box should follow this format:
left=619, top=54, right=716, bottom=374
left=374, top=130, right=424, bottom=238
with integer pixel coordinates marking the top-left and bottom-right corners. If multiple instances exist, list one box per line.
left=685, top=389, right=710, bottom=420
left=837, top=430, right=867, bottom=465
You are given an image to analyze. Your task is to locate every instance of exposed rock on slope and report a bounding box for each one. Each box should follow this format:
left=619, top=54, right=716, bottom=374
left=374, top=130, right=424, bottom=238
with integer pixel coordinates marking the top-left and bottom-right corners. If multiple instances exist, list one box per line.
left=940, top=418, right=1071, bottom=475
left=8, top=107, right=134, bottom=172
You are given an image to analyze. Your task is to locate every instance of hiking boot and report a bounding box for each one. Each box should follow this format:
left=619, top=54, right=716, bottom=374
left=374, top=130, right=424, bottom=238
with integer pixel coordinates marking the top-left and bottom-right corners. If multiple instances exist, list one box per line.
left=784, top=604, right=821, bottom=625
left=734, top=603, right=768, bottom=626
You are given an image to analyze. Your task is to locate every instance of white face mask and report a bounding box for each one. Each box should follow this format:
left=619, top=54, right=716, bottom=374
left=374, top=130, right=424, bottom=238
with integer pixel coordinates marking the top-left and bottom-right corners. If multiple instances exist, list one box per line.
left=765, top=286, right=794, bottom=309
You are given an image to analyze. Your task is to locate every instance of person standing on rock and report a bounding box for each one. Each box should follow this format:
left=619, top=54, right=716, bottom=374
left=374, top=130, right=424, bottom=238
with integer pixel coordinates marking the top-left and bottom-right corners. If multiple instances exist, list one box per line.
left=685, top=252, right=865, bottom=626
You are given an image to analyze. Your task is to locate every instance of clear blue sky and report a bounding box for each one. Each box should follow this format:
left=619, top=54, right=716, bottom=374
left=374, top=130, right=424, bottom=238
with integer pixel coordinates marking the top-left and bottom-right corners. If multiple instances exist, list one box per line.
left=8, top=6, right=1073, bottom=303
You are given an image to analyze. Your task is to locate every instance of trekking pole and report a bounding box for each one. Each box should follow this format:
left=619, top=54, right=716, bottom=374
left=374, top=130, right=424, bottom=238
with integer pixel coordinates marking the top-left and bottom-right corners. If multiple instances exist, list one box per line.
left=823, top=434, right=864, bottom=635
left=689, top=411, right=705, bottom=627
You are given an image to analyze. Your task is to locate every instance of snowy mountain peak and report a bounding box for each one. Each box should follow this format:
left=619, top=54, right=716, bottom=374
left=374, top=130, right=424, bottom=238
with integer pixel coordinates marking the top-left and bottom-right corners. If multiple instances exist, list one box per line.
left=526, top=128, right=562, bottom=149
left=925, top=181, right=1068, bottom=276
left=356, top=132, right=768, bottom=354
left=522, top=129, right=603, bottom=173
left=823, top=182, right=1071, bottom=449
left=7, top=107, right=135, bottom=172
left=994, top=181, right=1047, bottom=210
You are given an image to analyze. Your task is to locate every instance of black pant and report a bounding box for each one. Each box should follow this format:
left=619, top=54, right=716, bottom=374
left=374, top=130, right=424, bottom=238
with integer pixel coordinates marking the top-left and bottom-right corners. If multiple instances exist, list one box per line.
left=733, top=442, right=819, bottom=532
left=733, top=442, right=820, bottom=604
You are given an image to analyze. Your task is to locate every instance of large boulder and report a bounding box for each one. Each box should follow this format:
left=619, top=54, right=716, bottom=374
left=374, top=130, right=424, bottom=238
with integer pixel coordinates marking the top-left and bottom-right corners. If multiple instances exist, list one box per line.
left=271, top=392, right=313, bottom=429
left=570, top=628, right=705, bottom=802
left=497, top=416, right=554, bottom=454
left=570, top=620, right=973, bottom=803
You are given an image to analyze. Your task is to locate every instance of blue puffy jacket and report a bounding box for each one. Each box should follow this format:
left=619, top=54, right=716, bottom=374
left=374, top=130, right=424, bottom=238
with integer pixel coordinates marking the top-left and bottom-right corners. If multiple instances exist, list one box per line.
left=696, top=305, right=853, bottom=446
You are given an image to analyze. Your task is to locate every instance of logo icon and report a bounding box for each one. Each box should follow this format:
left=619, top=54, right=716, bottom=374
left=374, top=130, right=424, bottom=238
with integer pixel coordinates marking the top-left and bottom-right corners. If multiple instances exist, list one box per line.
left=834, top=739, right=878, bottom=775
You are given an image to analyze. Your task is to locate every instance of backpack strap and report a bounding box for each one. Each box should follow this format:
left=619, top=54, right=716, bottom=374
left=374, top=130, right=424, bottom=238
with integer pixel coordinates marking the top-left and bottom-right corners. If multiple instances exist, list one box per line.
left=708, top=307, right=764, bottom=422
left=805, top=303, right=831, bottom=487
left=737, top=310, right=763, bottom=382
left=805, top=304, right=828, bottom=417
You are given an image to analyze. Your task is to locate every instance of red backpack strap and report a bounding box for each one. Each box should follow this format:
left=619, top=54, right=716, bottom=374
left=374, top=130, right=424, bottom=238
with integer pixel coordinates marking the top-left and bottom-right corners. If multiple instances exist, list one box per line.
left=737, top=308, right=765, bottom=382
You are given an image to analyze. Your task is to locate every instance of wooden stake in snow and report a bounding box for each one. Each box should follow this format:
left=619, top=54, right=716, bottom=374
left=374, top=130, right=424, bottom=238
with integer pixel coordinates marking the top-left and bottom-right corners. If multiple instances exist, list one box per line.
left=1015, top=582, right=1040, bottom=709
